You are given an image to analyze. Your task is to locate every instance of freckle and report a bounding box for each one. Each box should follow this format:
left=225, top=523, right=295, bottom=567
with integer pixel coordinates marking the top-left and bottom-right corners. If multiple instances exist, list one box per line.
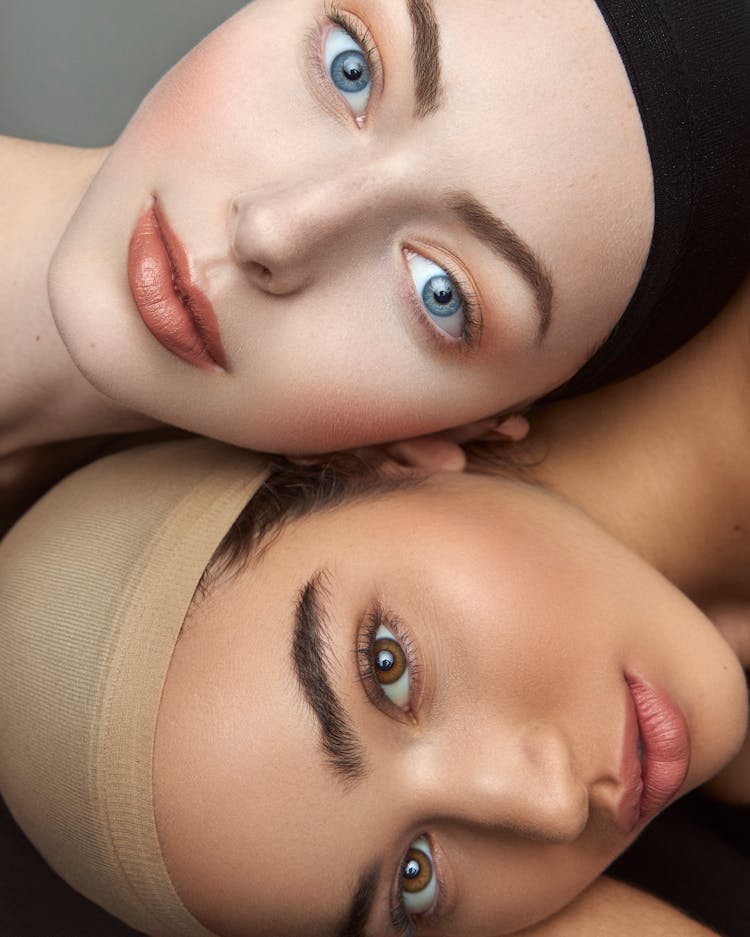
left=733, top=523, right=742, bottom=534
left=89, top=342, right=96, bottom=349
left=35, top=335, right=40, bottom=342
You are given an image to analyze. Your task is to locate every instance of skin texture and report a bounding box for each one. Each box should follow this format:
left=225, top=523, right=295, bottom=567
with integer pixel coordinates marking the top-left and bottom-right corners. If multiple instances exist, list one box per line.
left=47, top=0, right=653, bottom=452
left=153, top=474, right=747, bottom=937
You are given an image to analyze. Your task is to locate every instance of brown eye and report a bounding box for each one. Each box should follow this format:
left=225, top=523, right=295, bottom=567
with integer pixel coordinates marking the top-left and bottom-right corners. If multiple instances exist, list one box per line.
left=373, top=636, right=406, bottom=685
left=401, top=837, right=438, bottom=915
left=369, top=624, right=411, bottom=709
left=402, top=844, right=433, bottom=893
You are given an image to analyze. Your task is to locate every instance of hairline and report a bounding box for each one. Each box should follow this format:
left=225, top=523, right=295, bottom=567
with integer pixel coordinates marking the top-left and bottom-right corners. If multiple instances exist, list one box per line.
left=188, top=460, right=429, bottom=611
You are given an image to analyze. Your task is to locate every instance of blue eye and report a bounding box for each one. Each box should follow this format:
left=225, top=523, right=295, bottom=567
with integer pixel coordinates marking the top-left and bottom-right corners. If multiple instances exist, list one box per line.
left=324, top=27, right=372, bottom=115
left=372, top=624, right=410, bottom=708
left=406, top=252, right=466, bottom=339
left=401, top=837, right=438, bottom=915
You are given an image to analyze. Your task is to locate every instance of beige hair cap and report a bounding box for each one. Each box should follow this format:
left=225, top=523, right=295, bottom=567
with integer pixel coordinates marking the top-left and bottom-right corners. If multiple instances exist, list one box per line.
left=0, top=438, right=270, bottom=937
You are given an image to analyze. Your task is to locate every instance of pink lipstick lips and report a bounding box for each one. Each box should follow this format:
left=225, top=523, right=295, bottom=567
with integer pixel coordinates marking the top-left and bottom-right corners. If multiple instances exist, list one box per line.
left=618, top=674, right=690, bottom=834
left=128, top=200, right=226, bottom=370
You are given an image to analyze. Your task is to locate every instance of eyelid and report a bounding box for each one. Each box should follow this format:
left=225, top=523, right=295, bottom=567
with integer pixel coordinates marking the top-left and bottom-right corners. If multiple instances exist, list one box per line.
left=306, top=5, right=383, bottom=124
left=402, top=245, right=483, bottom=352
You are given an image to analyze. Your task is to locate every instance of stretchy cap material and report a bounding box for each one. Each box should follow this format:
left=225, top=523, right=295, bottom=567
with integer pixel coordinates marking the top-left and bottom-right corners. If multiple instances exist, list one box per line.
left=0, top=439, right=270, bottom=937
left=553, top=0, right=750, bottom=398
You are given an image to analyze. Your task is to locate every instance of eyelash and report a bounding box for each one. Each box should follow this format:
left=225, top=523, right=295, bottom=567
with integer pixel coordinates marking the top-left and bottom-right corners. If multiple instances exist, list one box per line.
left=391, top=893, right=418, bottom=937
left=325, top=3, right=379, bottom=77
left=309, top=7, right=483, bottom=353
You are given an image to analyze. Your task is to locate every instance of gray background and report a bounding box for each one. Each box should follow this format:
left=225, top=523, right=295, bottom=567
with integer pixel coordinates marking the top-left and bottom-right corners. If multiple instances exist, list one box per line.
left=0, top=1, right=246, bottom=146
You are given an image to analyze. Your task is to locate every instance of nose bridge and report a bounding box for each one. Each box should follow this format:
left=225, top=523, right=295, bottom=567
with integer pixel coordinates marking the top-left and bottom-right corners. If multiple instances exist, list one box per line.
left=230, top=151, right=411, bottom=290
left=415, top=720, right=589, bottom=845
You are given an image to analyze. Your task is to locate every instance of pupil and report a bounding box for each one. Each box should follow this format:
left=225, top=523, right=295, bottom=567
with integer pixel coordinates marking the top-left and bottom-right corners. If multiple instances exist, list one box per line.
left=376, top=649, right=395, bottom=672
left=404, top=859, right=421, bottom=880
left=433, top=286, right=453, bottom=305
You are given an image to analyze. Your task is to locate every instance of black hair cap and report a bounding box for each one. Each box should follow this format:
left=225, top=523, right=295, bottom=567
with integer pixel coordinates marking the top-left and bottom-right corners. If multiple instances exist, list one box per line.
left=551, top=0, right=750, bottom=399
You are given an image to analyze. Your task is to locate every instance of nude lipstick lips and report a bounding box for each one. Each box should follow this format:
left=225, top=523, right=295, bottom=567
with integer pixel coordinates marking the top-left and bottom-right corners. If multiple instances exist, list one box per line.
left=128, top=201, right=226, bottom=370
left=619, top=674, right=691, bottom=834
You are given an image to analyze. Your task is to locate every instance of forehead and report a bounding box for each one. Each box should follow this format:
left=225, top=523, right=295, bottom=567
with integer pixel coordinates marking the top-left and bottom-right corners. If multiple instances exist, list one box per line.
left=227, top=0, right=651, bottom=333
left=428, top=0, right=652, bottom=327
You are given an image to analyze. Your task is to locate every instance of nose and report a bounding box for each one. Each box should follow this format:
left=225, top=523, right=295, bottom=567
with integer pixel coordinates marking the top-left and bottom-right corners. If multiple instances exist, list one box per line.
left=413, top=721, right=589, bottom=844
left=230, top=164, right=396, bottom=296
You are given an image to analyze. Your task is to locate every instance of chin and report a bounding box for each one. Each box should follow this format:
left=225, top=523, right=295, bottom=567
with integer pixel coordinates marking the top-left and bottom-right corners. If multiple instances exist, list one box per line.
left=686, top=633, right=749, bottom=794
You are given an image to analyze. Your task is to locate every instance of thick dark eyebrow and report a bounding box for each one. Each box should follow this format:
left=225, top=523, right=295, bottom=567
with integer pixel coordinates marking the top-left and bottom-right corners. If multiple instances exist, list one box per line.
left=292, top=571, right=368, bottom=784
left=449, top=192, right=554, bottom=340
left=337, top=865, right=380, bottom=937
left=406, top=0, right=443, bottom=117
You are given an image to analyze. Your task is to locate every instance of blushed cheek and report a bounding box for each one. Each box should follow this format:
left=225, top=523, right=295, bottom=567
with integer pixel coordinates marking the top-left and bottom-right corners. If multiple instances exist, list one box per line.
left=115, top=1, right=313, bottom=188
left=262, top=375, right=411, bottom=453
left=121, top=28, right=247, bottom=167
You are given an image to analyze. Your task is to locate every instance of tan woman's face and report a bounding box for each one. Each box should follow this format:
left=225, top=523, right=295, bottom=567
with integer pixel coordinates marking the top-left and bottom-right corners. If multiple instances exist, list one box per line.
left=153, top=474, right=747, bottom=937
left=49, top=0, right=653, bottom=452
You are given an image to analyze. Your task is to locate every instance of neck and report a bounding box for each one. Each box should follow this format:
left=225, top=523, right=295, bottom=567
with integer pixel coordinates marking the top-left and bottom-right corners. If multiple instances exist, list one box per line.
left=0, top=135, right=155, bottom=458
left=523, top=274, right=750, bottom=609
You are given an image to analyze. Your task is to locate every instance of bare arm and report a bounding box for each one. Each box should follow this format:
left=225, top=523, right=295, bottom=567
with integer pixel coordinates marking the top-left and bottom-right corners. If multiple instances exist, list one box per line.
left=513, top=878, right=720, bottom=937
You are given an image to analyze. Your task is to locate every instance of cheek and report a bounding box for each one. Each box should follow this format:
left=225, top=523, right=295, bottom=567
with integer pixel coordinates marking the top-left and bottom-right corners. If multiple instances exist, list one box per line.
left=451, top=834, right=617, bottom=936
left=117, top=1, right=308, bottom=176
left=250, top=363, right=432, bottom=451
left=223, top=300, right=474, bottom=451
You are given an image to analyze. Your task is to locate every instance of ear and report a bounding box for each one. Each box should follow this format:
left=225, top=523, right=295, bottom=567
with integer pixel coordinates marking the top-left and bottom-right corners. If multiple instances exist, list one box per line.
left=383, top=414, right=531, bottom=472
left=383, top=435, right=468, bottom=472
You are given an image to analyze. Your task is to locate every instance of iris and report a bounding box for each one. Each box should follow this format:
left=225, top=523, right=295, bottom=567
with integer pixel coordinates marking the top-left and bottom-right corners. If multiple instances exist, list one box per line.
left=401, top=837, right=438, bottom=914
left=330, top=49, right=370, bottom=94
left=422, top=275, right=462, bottom=318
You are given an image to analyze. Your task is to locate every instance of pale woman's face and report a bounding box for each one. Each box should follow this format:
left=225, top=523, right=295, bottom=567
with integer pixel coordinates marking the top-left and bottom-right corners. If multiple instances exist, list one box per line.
left=49, top=0, right=653, bottom=452
left=153, top=474, right=747, bottom=937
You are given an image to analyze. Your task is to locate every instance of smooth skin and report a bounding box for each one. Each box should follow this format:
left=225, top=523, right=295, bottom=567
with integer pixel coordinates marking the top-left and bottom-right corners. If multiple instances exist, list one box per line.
left=154, top=474, right=744, bottom=937
left=153, top=274, right=750, bottom=937
left=2, top=0, right=652, bottom=468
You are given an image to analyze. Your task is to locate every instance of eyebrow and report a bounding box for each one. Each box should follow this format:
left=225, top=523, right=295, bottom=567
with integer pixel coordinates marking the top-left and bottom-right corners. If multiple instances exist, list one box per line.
left=292, top=571, right=368, bottom=784
left=337, top=865, right=380, bottom=937
left=406, top=0, right=443, bottom=117
left=401, top=3, right=554, bottom=337
left=449, top=192, right=554, bottom=340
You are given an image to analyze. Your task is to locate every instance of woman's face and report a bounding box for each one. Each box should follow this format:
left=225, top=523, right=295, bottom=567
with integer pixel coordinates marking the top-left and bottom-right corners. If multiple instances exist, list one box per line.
left=49, top=0, right=653, bottom=453
left=153, top=474, right=747, bottom=937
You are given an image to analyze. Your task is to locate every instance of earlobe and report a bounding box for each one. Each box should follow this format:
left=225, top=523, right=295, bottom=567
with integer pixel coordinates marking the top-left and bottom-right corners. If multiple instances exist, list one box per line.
left=494, top=414, right=530, bottom=443
left=383, top=436, right=467, bottom=472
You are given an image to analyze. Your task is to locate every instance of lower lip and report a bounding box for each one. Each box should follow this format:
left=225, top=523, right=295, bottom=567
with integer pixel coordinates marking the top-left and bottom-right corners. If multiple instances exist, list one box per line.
left=128, top=202, right=226, bottom=370
left=625, top=674, right=690, bottom=827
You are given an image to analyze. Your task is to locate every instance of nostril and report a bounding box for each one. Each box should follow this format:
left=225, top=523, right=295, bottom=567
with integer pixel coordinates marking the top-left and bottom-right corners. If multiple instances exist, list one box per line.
left=248, top=261, right=272, bottom=285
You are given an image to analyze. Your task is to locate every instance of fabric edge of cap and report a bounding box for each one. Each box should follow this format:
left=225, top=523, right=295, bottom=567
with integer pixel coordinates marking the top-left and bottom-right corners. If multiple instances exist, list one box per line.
left=96, top=446, right=270, bottom=937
